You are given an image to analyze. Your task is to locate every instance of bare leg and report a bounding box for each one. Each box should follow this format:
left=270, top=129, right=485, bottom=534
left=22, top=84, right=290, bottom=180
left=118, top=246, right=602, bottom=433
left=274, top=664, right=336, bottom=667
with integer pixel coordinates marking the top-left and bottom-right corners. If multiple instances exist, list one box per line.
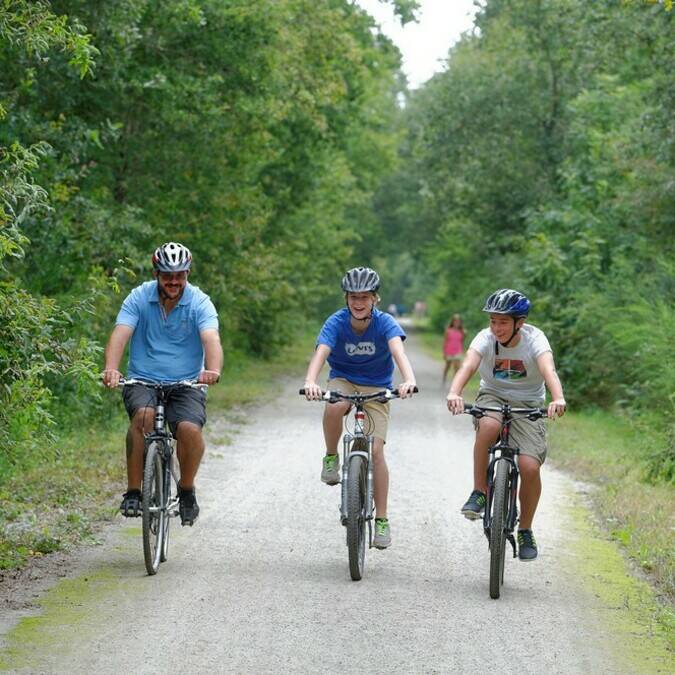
left=322, top=401, right=350, bottom=454
left=518, top=455, right=542, bottom=529
left=473, top=417, right=500, bottom=493
left=372, top=437, right=389, bottom=518
left=126, top=408, right=155, bottom=491
left=442, top=359, right=451, bottom=383
left=175, top=421, right=205, bottom=489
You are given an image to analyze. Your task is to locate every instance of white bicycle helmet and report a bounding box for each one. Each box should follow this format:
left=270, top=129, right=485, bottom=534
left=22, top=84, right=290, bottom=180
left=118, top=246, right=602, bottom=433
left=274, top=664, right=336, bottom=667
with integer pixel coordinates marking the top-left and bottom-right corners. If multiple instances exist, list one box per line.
left=152, top=242, right=192, bottom=272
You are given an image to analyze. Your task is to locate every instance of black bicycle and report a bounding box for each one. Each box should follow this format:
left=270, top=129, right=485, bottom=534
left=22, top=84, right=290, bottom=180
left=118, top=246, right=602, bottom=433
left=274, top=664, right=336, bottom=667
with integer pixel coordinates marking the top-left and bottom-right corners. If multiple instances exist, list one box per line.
left=300, top=387, right=417, bottom=581
left=464, top=402, right=547, bottom=599
left=119, top=378, right=207, bottom=575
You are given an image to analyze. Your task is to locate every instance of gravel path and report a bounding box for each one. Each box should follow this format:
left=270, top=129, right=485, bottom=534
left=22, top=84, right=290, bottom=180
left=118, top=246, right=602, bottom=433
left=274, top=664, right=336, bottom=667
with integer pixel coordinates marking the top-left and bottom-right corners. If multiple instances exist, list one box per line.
left=0, top=332, right=630, bottom=673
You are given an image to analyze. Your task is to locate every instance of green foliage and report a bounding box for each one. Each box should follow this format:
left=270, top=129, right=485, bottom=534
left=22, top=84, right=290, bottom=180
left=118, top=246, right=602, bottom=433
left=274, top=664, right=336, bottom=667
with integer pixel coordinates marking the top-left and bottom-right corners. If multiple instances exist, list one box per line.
left=385, top=0, right=674, bottom=480
left=0, top=1, right=405, bottom=476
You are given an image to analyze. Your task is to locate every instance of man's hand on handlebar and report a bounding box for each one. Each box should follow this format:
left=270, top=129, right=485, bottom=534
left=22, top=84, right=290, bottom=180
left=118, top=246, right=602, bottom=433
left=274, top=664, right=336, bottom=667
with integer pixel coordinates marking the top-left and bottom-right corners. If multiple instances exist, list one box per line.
left=303, top=381, right=323, bottom=401
left=102, top=368, right=123, bottom=388
left=198, top=369, right=220, bottom=385
left=446, top=392, right=464, bottom=415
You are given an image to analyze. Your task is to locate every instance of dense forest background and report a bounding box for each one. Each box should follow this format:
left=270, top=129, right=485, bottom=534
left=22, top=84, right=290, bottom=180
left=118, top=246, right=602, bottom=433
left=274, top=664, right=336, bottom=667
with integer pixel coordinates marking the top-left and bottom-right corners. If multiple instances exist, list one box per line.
left=1, top=0, right=673, bottom=482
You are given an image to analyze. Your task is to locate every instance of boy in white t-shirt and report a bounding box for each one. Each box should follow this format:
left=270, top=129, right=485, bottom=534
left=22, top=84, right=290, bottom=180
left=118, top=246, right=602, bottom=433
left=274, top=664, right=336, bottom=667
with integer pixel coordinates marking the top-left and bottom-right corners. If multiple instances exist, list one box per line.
left=446, top=289, right=566, bottom=560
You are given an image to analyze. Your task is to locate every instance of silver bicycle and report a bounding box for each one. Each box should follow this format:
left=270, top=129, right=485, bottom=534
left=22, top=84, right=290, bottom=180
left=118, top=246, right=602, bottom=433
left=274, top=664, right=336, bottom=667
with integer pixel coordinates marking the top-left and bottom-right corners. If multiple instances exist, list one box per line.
left=118, top=378, right=207, bottom=575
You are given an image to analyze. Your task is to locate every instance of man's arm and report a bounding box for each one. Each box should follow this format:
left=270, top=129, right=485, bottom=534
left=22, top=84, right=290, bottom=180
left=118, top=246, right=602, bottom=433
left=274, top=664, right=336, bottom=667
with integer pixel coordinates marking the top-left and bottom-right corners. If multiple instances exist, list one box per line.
left=536, top=351, right=566, bottom=418
left=199, top=328, right=223, bottom=385
left=446, top=348, right=482, bottom=414
left=102, top=324, right=135, bottom=387
left=303, top=344, right=331, bottom=400
left=388, top=336, right=416, bottom=398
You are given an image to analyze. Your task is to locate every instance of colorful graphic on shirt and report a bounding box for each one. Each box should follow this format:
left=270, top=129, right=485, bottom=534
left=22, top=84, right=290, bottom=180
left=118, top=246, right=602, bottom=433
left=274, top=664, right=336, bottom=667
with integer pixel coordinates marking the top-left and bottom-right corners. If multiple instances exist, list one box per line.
left=493, top=358, right=527, bottom=380
left=345, top=341, right=376, bottom=356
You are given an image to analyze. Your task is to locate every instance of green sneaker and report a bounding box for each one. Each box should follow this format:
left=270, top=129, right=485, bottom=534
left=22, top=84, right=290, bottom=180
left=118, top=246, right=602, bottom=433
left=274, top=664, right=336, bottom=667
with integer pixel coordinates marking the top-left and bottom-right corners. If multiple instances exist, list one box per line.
left=461, top=490, right=486, bottom=520
left=320, top=453, right=340, bottom=485
left=518, top=529, right=538, bottom=561
left=373, top=518, right=391, bottom=549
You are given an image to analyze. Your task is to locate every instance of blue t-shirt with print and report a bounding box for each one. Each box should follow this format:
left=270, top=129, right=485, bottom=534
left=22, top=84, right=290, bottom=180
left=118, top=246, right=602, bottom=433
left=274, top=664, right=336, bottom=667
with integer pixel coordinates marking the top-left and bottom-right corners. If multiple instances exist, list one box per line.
left=317, top=307, right=406, bottom=389
left=115, top=281, right=219, bottom=382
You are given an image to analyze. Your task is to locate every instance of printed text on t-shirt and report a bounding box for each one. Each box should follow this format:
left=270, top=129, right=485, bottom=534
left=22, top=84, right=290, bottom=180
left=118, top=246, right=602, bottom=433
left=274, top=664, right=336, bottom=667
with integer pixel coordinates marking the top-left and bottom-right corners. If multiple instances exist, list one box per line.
left=345, top=342, right=376, bottom=356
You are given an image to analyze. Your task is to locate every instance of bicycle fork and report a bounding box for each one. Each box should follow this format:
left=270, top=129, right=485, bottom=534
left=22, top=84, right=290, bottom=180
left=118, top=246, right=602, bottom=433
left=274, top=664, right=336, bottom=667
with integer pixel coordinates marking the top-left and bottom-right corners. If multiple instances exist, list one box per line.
left=484, top=452, right=520, bottom=558
left=339, top=433, right=374, bottom=540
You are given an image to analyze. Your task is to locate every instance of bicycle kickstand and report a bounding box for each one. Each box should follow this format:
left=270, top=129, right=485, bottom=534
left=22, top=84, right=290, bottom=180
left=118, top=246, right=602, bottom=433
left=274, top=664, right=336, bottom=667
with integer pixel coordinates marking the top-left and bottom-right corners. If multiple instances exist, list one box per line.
left=507, top=533, right=517, bottom=558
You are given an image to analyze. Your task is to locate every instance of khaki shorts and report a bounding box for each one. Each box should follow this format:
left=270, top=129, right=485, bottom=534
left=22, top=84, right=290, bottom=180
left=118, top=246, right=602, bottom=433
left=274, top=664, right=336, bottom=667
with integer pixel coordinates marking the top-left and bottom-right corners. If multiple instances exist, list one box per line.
left=474, top=390, right=547, bottom=464
left=327, top=378, right=390, bottom=441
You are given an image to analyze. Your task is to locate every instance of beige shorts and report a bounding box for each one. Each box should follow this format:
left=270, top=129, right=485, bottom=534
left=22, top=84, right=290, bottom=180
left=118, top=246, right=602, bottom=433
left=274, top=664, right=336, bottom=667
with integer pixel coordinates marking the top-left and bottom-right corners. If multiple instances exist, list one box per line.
left=474, top=390, right=547, bottom=464
left=327, top=378, right=390, bottom=441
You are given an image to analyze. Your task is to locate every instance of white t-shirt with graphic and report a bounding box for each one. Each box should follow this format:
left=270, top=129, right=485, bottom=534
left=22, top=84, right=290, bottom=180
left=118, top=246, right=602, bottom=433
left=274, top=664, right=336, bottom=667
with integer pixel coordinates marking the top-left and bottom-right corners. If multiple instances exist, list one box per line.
left=469, top=323, right=552, bottom=402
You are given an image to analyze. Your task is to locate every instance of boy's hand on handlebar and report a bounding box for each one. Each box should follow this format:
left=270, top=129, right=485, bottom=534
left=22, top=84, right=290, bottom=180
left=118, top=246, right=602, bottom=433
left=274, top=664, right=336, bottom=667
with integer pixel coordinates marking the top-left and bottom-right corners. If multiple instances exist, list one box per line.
left=446, top=392, right=464, bottom=415
left=102, top=368, right=122, bottom=388
left=547, top=398, right=567, bottom=419
left=397, top=381, right=417, bottom=399
left=198, top=369, right=220, bottom=385
left=303, top=381, right=323, bottom=401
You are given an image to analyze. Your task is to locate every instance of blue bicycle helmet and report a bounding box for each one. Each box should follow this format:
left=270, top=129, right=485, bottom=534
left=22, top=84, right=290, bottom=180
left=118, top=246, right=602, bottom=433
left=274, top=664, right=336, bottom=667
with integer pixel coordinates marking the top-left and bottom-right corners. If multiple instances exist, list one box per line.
left=482, top=288, right=530, bottom=318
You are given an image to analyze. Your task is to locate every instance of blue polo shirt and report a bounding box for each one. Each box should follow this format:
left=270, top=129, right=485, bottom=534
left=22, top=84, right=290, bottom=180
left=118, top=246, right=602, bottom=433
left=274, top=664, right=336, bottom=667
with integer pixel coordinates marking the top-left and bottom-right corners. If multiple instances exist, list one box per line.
left=317, top=307, right=406, bottom=389
left=116, top=281, right=219, bottom=382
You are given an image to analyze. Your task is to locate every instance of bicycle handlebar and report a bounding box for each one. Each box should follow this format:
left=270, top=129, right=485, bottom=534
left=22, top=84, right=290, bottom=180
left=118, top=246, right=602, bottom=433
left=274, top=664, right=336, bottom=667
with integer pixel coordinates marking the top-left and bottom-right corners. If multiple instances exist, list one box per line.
left=462, top=402, right=547, bottom=420
left=117, top=377, right=208, bottom=391
left=299, top=386, right=418, bottom=402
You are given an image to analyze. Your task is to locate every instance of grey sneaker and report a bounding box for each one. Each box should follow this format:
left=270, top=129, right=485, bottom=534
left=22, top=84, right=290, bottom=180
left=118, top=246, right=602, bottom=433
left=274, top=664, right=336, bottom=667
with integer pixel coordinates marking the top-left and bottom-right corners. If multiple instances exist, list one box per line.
left=321, top=453, right=340, bottom=485
left=518, top=529, right=538, bottom=561
left=461, top=490, right=486, bottom=520
left=373, top=518, right=391, bottom=549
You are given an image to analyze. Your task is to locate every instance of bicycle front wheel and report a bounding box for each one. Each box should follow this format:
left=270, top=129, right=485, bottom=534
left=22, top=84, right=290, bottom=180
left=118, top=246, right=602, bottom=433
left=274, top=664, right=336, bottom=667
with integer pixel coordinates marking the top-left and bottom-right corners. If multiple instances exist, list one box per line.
left=489, top=459, right=509, bottom=599
left=346, top=453, right=367, bottom=581
left=142, top=442, right=166, bottom=575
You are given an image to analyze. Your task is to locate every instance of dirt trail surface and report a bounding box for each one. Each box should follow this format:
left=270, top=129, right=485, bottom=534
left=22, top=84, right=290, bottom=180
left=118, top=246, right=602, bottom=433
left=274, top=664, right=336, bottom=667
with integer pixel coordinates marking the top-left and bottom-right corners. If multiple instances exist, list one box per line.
left=0, top=332, right=649, bottom=673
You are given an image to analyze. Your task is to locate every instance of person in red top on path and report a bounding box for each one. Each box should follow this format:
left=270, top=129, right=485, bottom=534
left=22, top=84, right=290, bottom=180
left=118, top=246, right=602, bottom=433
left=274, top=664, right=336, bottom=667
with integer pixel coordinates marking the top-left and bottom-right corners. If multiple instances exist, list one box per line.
left=442, top=314, right=465, bottom=385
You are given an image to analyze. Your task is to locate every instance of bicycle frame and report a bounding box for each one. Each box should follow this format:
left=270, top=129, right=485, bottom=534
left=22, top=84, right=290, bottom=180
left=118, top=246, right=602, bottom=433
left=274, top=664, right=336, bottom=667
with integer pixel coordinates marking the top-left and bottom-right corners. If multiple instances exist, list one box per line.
left=144, top=388, right=179, bottom=519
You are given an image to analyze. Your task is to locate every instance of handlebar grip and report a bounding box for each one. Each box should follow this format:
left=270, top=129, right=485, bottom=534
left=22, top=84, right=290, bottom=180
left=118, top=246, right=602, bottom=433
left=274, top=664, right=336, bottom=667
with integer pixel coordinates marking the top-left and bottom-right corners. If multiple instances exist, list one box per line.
left=299, top=388, right=306, bottom=395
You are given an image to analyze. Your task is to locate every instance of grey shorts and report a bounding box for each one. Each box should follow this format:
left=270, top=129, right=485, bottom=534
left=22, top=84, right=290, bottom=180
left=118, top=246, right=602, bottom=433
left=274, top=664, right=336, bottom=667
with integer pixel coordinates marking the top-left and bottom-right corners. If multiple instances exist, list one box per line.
left=474, top=390, right=547, bottom=464
left=122, top=384, right=207, bottom=437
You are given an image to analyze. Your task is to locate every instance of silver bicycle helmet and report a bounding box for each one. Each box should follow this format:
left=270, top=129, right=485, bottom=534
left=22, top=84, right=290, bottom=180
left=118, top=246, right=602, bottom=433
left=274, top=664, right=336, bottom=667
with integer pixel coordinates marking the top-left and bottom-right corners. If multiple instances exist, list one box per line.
left=341, top=267, right=380, bottom=293
left=482, top=288, right=530, bottom=317
left=152, top=242, right=192, bottom=272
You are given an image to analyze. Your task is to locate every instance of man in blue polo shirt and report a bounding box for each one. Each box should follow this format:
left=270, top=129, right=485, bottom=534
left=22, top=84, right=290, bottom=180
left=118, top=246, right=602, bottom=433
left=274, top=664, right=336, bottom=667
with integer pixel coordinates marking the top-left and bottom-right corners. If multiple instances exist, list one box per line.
left=102, top=242, right=223, bottom=526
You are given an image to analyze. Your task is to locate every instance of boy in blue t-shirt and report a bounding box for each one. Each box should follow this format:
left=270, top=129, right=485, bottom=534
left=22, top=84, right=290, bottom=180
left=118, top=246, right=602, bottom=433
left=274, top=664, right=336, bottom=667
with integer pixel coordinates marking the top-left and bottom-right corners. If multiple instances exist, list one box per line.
left=303, top=267, right=417, bottom=549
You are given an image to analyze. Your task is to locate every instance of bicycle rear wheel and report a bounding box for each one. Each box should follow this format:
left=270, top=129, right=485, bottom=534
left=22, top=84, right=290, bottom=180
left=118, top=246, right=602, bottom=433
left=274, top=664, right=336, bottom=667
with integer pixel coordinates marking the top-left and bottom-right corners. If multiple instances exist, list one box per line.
left=346, top=452, right=367, bottom=581
left=142, top=442, right=166, bottom=575
left=489, top=459, right=509, bottom=599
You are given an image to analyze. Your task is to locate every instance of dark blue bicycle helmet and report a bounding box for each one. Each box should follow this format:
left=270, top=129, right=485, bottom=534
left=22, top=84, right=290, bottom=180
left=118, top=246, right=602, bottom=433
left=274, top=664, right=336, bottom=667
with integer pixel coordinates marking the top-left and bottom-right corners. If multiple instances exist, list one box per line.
left=482, top=288, right=530, bottom=318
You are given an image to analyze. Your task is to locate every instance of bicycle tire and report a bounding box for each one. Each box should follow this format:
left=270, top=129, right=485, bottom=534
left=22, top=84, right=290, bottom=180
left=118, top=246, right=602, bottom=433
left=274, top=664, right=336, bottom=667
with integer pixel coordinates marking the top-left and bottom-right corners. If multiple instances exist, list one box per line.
left=142, top=442, right=166, bottom=575
left=489, top=459, right=509, bottom=599
left=346, top=453, right=367, bottom=581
